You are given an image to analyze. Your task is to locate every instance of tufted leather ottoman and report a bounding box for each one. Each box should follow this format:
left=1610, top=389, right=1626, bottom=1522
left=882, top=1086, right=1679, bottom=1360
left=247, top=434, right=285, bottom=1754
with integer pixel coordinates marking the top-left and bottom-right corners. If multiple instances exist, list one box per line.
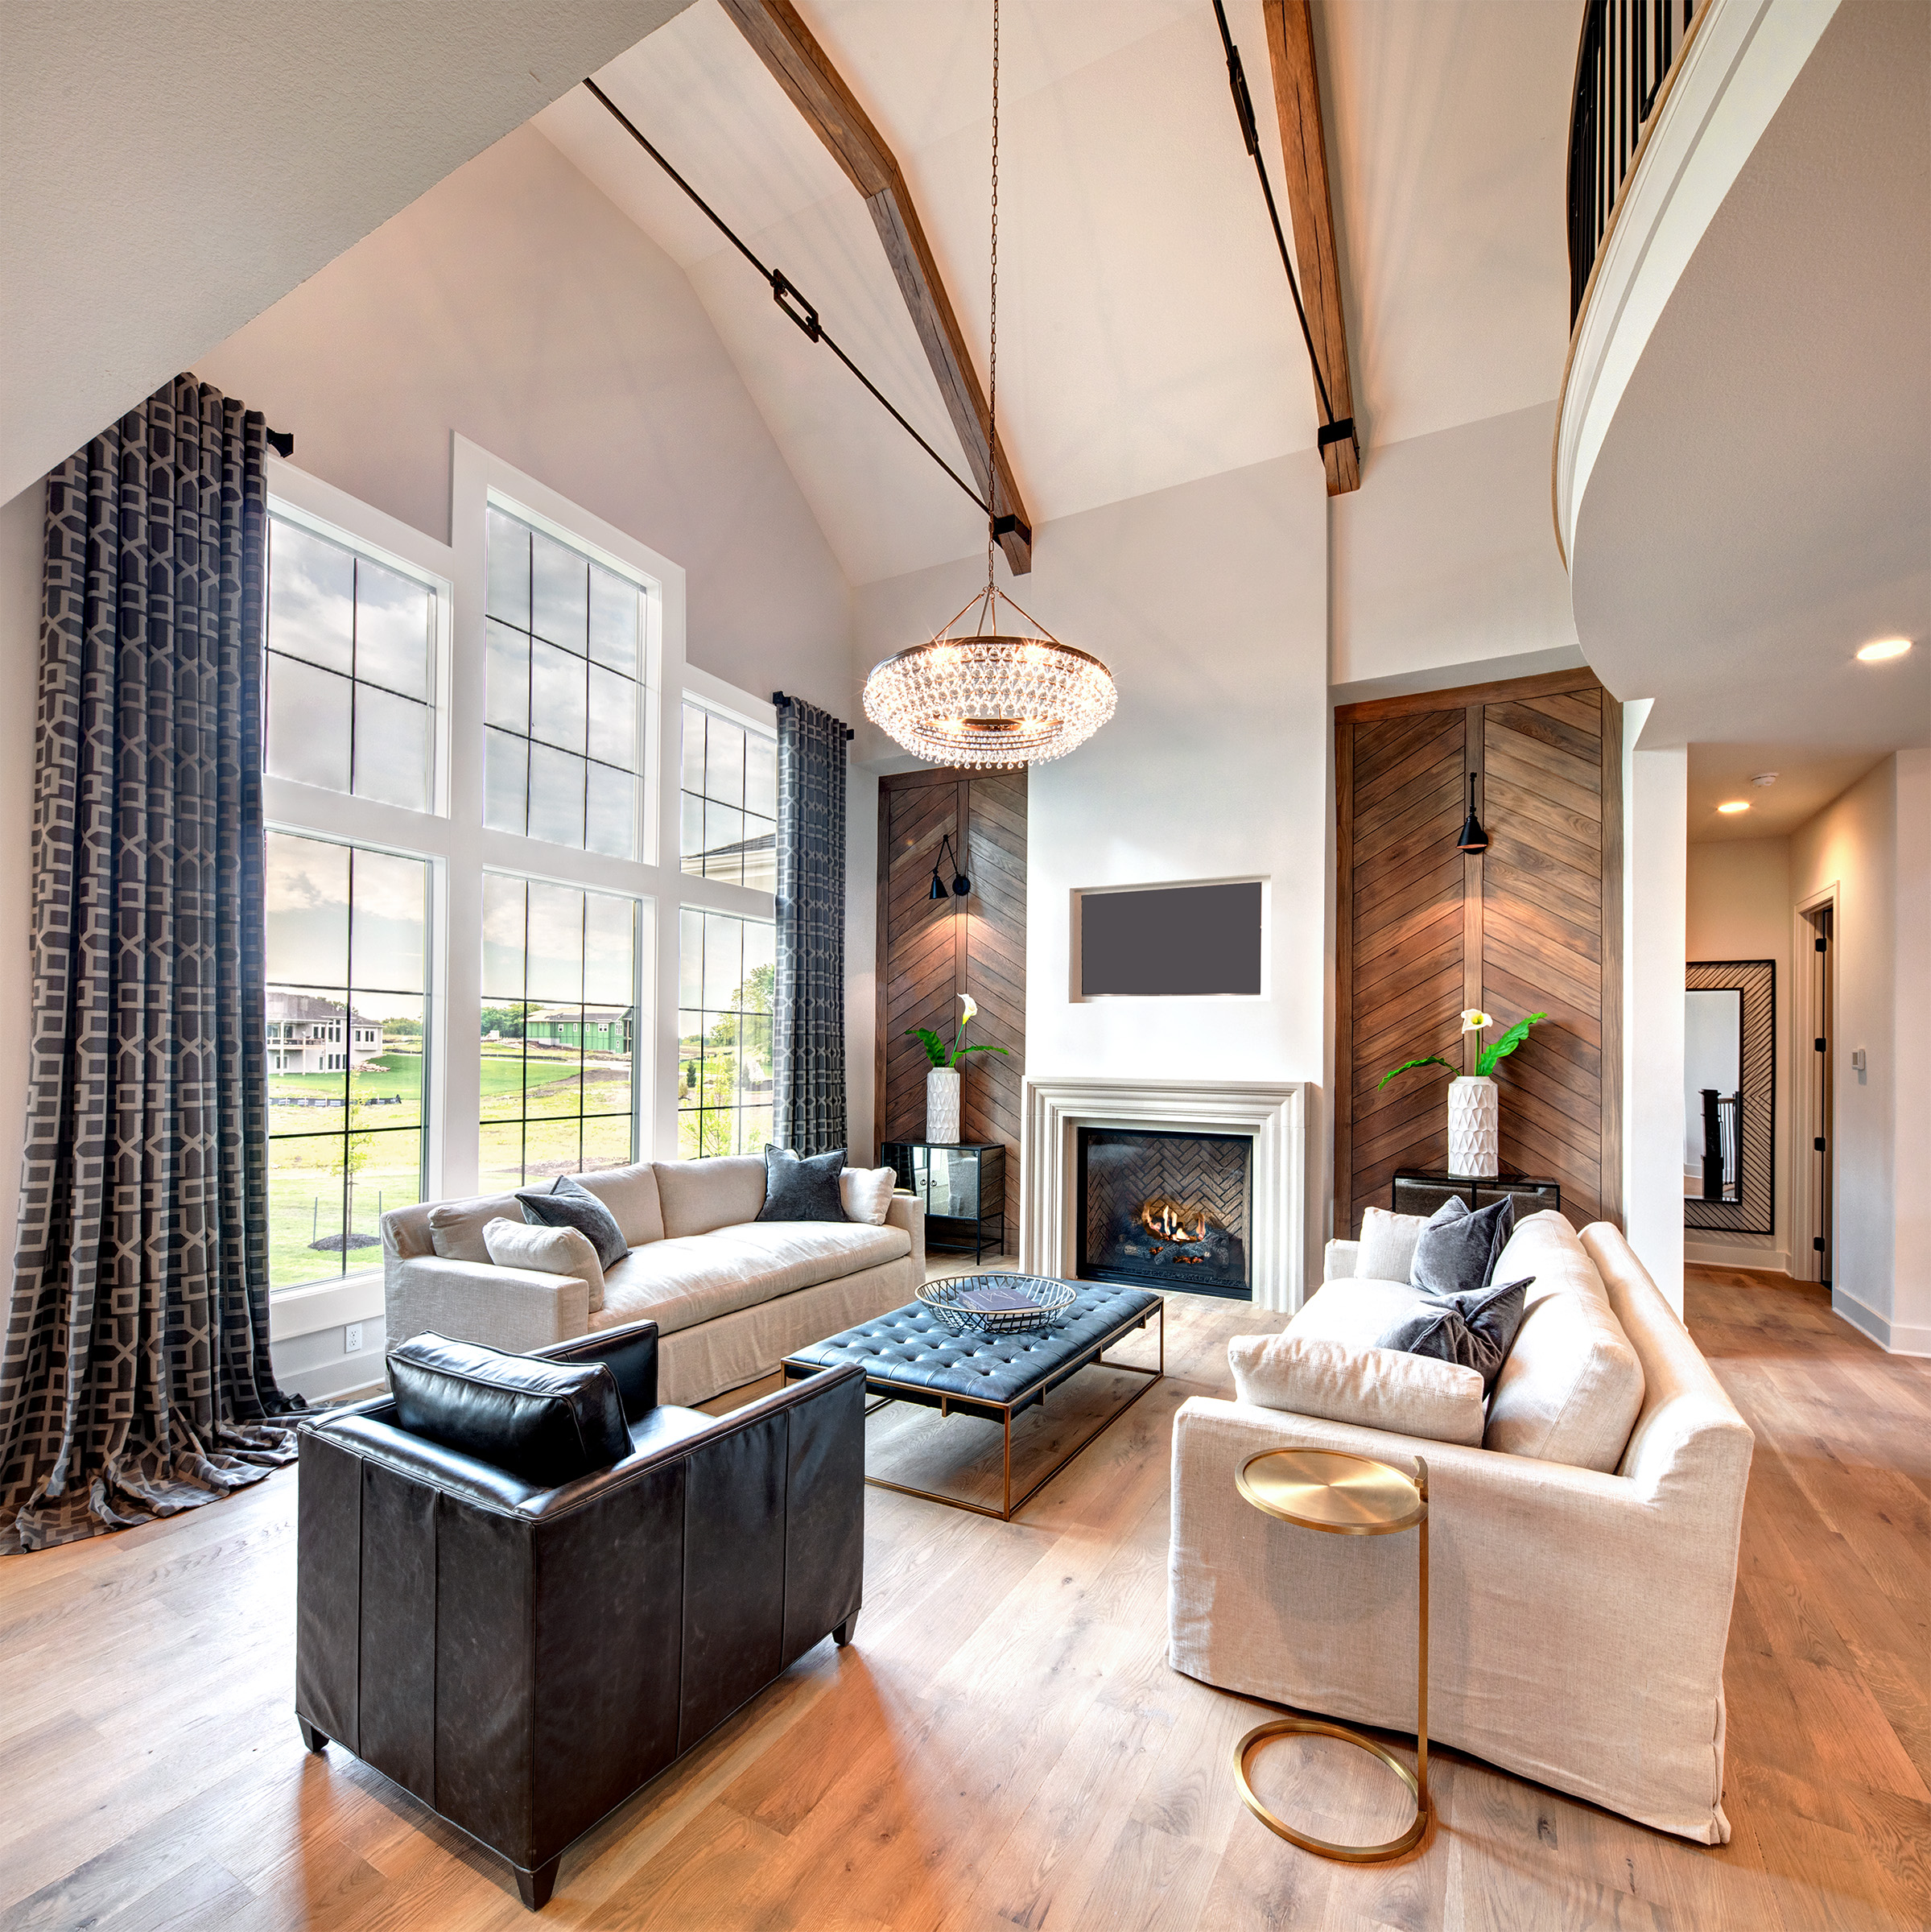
left=782, top=1282, right=1163, bottom=1520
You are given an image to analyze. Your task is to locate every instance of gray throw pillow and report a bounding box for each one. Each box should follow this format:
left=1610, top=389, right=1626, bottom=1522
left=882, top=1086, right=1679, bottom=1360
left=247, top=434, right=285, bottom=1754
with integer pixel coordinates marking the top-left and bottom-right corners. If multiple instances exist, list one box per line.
left=1370, top=1274, right=1533, bottom=1393
left=517, top=1174, right=628, bottom=1272
left=757, top=1146, right=848, bottom=1223
left=1409, top=1193, right=1516, bottom=1298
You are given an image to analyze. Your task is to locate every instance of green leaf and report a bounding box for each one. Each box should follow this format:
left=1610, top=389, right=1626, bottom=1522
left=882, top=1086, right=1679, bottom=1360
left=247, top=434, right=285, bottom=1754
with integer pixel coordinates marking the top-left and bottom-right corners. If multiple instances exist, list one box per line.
left=904, top=1026, right=948, bottom=1069
left=1376, top=1055, right=1459, bottom=1092
left=1476, top=1012, right=1547, bottom=1078
left=953, top=1042, right=1009, bottom=1057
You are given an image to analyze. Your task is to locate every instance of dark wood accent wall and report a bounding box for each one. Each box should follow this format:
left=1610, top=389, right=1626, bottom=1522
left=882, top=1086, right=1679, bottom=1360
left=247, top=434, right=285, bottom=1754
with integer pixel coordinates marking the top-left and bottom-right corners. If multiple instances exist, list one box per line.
left=877, top=767, right=1025, bottom=1234
left=1335, top=669, right=1622, bottom=1238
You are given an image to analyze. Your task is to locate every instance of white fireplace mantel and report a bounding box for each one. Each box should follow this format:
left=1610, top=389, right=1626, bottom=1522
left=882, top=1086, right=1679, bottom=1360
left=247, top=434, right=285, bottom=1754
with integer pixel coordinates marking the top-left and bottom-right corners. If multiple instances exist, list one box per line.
left=1019, top=1075, right=1307, bottom=1314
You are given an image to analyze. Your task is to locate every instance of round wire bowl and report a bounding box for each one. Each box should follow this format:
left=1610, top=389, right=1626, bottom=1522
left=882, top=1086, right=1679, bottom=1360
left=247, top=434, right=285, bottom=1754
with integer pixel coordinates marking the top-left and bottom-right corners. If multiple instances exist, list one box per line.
left=916, top=1274, right=1078, bottom=1336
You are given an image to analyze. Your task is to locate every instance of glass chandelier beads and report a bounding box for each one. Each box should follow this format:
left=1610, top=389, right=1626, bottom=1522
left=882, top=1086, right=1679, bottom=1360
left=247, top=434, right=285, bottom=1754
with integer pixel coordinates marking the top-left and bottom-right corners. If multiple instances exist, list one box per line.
left=862, top=629, right=1116, bottom=769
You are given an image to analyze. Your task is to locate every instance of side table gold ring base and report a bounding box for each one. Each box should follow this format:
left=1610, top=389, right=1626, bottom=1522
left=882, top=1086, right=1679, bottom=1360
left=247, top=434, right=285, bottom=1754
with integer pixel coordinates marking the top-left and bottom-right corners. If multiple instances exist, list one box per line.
left=1235, top=1716, right=1429, bottom=1864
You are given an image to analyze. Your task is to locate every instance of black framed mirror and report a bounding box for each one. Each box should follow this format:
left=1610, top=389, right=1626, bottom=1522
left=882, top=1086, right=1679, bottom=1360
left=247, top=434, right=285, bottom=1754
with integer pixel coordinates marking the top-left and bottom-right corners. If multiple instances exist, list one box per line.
left=1685, top=960, right=1774, bottom=1236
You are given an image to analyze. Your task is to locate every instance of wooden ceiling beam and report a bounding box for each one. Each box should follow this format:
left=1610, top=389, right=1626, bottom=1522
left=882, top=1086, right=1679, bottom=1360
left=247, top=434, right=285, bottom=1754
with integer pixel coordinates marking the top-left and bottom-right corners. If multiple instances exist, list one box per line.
left=717, top=0, right=1034, bottom=572
left=1261, top=0, right=1360, bottom=494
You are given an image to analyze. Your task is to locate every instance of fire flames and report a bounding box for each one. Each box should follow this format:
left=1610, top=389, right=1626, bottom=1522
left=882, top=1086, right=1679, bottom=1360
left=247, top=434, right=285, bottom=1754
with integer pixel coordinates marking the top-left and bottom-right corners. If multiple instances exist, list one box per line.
left=1139, top=1197, right=1212, bottom=1262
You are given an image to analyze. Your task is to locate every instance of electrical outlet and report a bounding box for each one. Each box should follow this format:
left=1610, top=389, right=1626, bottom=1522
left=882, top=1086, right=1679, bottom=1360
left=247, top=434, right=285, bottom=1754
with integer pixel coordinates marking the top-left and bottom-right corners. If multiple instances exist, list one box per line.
left=345, top=1322, right=364, bottom=1354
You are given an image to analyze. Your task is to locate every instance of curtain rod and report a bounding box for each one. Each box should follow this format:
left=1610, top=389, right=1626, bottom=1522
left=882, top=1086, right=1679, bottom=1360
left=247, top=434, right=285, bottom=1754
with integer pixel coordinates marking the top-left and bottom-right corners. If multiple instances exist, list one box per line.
left=774, top=691, right=855, bottom=740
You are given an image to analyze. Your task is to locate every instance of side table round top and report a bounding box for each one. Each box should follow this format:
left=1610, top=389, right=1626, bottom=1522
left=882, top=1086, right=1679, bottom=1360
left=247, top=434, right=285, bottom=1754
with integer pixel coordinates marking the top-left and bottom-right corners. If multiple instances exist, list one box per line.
left=1237, top=1447, right=1426, bottom=1536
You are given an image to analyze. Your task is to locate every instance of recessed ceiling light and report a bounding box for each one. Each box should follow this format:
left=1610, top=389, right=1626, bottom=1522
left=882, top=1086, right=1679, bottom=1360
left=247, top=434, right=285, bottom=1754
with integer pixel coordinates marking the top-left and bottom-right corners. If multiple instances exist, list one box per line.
left=1717, top=801, right=1751, bottom=814
left=1856, top=637, right=1912, bottom=662
left=1752, top=771, right=1780, bottom=786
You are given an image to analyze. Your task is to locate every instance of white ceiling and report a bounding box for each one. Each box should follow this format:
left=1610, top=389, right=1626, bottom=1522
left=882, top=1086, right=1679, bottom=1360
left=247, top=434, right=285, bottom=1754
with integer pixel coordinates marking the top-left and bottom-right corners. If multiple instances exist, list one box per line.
left=1571, top=0, right=1930, bottom=759
left=1685, top=745, right=1889, bottom=844
left=0, top=0, right=695, bottom=504
left=538, top=0, right=1579, bottom=584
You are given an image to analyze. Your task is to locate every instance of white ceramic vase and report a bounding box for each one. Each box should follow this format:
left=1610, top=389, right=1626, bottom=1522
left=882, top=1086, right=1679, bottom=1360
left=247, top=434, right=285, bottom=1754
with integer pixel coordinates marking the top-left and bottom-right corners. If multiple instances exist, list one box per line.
left=1447, top=1075, right=1499, bottom=1178
left=926, top=1064, right=961, bottom=1144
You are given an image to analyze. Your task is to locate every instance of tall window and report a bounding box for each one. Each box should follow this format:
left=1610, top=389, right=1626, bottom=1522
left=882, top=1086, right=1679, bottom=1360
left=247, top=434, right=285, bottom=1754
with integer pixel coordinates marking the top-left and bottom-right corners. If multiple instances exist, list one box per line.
left=266, top=514, right=435, bottom=811
left=681, top=702, right=777, bottom=889
left=678, top=910, right=775, bottom=1157
left=266, top=832, right=428, bottom=1290
left=485, top=506, right=645, bottom=857
left=480, top=874, right=639, bottom=1189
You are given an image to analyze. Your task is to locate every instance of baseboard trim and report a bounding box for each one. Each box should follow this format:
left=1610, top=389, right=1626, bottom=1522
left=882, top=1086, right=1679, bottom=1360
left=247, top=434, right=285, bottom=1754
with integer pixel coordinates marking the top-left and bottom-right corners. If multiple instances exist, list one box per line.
left=1831, top=1285, right=1931, bottom=1358
left=1685, top=1258, right=1796, bottom=1286
left=1685, top=1241, right=1789, bottom=1274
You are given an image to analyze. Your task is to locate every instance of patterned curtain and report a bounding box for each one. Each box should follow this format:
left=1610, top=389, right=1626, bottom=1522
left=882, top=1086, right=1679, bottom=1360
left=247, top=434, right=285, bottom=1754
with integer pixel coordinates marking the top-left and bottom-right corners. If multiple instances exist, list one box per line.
left=0, top=377, right=301, bottom=1553
left=773, top=696, right=848, bottom=1155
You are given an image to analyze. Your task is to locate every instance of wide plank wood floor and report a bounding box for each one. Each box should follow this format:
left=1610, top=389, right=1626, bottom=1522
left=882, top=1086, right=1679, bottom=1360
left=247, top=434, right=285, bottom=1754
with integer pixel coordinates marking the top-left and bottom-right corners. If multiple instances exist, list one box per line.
left=1, top=1265, right=1925, bottom=1930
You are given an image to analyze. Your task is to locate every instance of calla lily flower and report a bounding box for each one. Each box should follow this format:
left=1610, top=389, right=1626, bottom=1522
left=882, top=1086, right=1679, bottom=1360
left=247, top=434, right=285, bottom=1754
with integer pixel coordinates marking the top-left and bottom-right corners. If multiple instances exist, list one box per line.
left=1460, top=1009, right=1494, bottom=1032
left=959, top=993, right=979, bottom=1023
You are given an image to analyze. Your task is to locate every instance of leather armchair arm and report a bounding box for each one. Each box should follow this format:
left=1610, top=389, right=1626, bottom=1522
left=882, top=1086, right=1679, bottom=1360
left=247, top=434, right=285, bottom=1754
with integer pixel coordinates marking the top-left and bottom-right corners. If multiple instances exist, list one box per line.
left=385, top=1253, right=589, bottom=1356
left=886, top=1189, right=926, bottom=1269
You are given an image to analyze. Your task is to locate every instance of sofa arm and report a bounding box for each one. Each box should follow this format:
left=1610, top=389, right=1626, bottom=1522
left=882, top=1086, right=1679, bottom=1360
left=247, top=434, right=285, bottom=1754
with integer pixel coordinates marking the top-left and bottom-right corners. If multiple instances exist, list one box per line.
left=385, top=1254, right=589, bottom=1358
left=1324, top=1237, right=1360, bottom=1281
left=886, top=1189, right=926, bottom=1269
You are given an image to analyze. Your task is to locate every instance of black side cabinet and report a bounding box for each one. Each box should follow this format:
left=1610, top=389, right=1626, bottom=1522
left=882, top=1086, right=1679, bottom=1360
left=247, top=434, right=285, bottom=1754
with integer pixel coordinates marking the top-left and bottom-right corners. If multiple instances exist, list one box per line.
left=882, top=1141, right=1006, bottom=1262
left=1392, top=1170, right=1562, bottom=1222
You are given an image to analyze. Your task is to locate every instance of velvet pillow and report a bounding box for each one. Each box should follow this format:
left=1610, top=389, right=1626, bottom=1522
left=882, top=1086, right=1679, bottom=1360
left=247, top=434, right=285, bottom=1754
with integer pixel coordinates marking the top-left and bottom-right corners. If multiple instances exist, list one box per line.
left=1375, top=1276, right=1532, bottom=1393
left=757, top=1146, right=848, bottom=1223
left=517, top=1174, right=629, bottom=1273
left=1409, top=1193, right=1516, bottom=1297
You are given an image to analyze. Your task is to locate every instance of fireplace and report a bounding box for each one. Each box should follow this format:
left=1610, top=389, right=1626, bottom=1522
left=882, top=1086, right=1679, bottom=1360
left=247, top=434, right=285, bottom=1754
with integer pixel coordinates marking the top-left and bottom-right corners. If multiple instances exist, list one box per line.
left=1075, top=1127, right=1252, bottom=1300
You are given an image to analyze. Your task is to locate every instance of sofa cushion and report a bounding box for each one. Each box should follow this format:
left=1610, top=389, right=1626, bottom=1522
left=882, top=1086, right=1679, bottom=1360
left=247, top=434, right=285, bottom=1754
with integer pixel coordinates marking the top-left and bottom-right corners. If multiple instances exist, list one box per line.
left=1230, top=1331, right=1487, bottom=1447
left=575, top=1161, right=666, bottom=1247
left=1410, top=1193, right=1515, bottom=1295
left=840, top=1166, right=897, bottom=1225
left=598, top=1220, right=913, bottom=1336
left=518, top=1174, right=629, bottom=1272
left=1484, top=1213, right=1644, bottom=1471
left=386, top=1332, right=630, bottom=1486
left=653, top=1156, right=768, bottom=1238
left=1355, top=1207, right=1428, bottom=1286
left=427, top=1192, right=523, bottom=1264
left=484, top=1217, right=605, bottom=1315
left=1286, top=1278, right=1427, bottom=1348
left=1291, top=1275, right=1529, bottom=1394
left=757, top=1146, right=848, bottom=1223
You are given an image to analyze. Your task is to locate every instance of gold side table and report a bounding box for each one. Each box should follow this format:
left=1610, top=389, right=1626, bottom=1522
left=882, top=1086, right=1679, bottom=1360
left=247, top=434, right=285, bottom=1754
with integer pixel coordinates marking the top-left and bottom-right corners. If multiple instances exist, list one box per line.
left=1233, top=1447, right=1430, bottom=1862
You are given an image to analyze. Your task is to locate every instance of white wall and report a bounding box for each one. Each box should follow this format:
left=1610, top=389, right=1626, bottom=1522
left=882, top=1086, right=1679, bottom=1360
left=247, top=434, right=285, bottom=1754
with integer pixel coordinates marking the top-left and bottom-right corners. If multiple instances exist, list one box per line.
left=194, top=124, right=853, bottom=724
left=855, top=451, right=1331, bottom=1286
left=1684, top=836, right=1793, bottom=1270
left=1791, top=753, right=1925, bottom=1352
left=1330, top=401, right=1583, bottom=697
left=1624, top=709, right=1688, bottom=1312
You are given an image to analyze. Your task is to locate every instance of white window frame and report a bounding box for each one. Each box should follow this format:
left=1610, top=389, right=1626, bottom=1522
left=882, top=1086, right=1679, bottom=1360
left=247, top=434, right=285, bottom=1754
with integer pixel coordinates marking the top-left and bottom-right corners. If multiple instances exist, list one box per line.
left=266, top=444, right=781, bottom=1342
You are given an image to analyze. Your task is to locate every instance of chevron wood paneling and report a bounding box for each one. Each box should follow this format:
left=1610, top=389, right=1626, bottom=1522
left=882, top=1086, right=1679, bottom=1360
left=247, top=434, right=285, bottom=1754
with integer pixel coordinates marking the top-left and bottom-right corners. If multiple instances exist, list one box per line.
left=1335, top=672, right=1622, bottom=1238
left=877, top=766, right=1025, bottom=1235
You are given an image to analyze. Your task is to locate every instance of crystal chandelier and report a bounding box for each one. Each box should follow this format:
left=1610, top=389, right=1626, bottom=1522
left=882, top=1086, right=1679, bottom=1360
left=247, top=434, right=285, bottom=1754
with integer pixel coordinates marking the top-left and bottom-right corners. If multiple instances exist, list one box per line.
left=861, top=0, right=1116, bottom=770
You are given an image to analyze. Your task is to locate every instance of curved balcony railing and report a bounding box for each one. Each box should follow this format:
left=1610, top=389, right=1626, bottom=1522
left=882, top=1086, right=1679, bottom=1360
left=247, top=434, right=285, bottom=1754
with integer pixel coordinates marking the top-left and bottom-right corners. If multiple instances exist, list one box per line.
left=1567, top=0, right=1706, bottom=323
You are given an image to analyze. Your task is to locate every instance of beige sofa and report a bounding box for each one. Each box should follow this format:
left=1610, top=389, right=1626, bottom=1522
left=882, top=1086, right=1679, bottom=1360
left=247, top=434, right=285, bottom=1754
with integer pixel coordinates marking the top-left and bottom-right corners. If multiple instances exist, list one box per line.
left=382, top=1154, right=925, bottom=1408
left=1168, top=1211, right=1753, bottom=1843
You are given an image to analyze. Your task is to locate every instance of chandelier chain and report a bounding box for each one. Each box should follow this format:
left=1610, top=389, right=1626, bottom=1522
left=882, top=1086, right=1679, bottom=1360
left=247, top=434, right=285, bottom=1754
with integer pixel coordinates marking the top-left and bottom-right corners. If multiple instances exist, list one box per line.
left=986, top=0, right=1001, bottom=587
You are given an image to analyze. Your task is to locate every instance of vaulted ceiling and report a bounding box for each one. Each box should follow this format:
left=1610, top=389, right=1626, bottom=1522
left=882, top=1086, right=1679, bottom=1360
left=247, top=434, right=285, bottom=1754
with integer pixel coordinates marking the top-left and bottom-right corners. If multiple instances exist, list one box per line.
left=538, top=0, right=1579, bottom=584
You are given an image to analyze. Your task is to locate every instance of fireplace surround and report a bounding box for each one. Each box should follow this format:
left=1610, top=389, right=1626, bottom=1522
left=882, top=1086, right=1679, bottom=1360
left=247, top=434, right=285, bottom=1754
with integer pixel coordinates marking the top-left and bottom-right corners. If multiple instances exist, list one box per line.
left=1021, top=1076, right=1306, bottom=1314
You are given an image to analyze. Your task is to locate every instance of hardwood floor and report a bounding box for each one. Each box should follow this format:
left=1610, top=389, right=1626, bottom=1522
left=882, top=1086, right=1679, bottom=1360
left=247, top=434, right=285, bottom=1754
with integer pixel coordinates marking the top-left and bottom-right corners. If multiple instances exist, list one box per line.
left=1, top=1266, right=1924, bottom=1930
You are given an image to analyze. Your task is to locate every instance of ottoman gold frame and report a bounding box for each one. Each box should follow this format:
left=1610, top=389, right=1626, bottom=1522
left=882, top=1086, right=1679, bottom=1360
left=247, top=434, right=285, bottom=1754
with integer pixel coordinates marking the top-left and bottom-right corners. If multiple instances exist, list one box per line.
left=1233, top=1447, right=1430, bottom=1863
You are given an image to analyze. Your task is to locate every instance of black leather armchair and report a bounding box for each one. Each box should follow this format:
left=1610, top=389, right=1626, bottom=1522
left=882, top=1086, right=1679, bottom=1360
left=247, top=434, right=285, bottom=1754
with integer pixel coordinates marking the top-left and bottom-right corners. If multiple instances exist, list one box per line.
left=294, top=1319, right=865, bottom=1909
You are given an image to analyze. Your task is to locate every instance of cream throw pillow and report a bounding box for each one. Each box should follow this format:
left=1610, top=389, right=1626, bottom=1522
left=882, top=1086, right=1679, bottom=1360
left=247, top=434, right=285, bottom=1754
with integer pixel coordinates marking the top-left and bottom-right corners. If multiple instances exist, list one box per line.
left=1230, top=1332, right=1487, bottom=1447
left=1355, top=1206, right=1430, bottom=1283
left=840, top=1166, right=898, bottom=1226
left=482, top=1216, right=606, bottom=1315
left=427, top=1195, right=518, bottom=1264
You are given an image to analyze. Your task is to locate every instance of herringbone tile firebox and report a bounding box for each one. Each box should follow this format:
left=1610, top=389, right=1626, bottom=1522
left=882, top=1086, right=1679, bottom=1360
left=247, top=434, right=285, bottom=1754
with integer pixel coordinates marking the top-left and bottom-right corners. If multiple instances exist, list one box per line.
left=1075, top=1127, right=1252, bottom=1299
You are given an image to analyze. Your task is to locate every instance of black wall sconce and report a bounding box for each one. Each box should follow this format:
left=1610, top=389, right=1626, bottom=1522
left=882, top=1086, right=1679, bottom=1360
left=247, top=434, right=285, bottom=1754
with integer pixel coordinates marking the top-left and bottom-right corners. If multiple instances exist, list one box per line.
left=1456, top=772, right=1490, bottom=853
left=928, top=833, right=972, bottom=900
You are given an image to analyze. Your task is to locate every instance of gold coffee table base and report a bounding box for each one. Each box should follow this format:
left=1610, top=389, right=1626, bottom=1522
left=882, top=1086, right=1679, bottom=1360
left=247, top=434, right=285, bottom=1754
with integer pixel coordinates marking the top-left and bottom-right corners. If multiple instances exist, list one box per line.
left=1235, top=1716, right=1428, bottom=1863
left=1234, top=1447, right=1432, bottom=1864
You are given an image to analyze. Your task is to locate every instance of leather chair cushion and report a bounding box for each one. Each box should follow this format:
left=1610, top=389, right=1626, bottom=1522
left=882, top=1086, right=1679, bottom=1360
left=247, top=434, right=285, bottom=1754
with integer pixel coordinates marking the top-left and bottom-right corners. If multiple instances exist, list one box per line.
left=386, top=1333, right=631, bottom=1485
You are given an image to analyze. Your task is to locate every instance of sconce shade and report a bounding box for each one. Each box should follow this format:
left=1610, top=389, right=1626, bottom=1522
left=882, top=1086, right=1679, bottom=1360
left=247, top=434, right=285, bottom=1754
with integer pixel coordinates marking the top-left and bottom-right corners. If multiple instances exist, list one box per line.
left=1456, top=773, right=1489, bottom=853
left=928, top=869, right=949, bottom=901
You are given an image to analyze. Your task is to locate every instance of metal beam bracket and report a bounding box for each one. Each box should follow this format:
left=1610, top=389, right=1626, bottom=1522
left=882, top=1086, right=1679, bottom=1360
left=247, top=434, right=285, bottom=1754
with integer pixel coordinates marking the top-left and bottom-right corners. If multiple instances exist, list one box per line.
left=771, top=270, right=821, bottom=342
left=1317, top=416, right=1357, bottom=451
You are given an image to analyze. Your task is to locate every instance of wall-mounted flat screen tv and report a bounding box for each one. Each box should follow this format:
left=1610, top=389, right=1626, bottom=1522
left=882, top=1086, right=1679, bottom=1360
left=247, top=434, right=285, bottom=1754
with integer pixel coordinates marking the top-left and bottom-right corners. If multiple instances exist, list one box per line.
left=1077, top=881, right=1264, bottom=997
